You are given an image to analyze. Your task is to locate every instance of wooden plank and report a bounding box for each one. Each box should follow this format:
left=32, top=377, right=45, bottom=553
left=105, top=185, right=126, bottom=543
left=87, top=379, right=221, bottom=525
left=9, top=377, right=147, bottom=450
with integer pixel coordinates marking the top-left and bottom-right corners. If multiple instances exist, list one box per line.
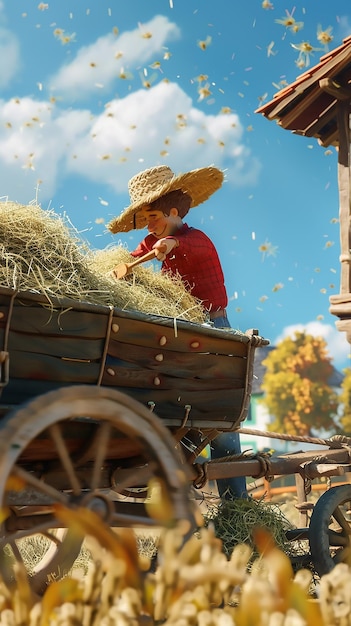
left=303, top=101, right=337, bottom=137
left=16, top=438, right=141, bottom=462
left=279, top=87, right=333, bottom=131
left=8, top=351, right=101, bottom=384
left=6, top=331, right=104, bottom=361
left=108, top=339, right=247, bottom=380
left=101, top=363, right=243, bottom=392
left=4, top=339, right=246, bottom=391
left=319, top=77, right=351, bottom=101
left=0, top=293, right=252, bottom=356
left=109, top=315, right=250, bottom=356
left=99, top=382, right=245, bottom=421
left=5, top=348, right=245, bottom=399
left=0, top=304, right=109, bottom=339
left=0, top=377, right=245, bottom=428
left=2, top=327, right=248, bottom=381
left=0, top=379, right=74, bottom=407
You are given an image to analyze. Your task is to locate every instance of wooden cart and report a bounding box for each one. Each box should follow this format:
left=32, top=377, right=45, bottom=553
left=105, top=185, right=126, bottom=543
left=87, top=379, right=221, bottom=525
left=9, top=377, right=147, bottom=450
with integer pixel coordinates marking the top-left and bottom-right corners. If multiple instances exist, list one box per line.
left=1, top=284, right=351, bottom=593
left=0, top=284, right=270, bottom=592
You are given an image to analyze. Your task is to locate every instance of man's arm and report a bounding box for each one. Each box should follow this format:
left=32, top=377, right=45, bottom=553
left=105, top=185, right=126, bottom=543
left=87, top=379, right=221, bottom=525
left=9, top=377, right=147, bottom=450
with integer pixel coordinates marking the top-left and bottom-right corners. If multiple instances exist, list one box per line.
left=152, top=236, right=179, bottom=261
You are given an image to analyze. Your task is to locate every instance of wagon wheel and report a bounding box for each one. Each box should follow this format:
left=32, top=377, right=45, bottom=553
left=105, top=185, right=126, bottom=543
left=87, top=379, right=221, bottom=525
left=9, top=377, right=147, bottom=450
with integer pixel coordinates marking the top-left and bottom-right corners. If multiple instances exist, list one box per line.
left=309, top=484, right=351, bottom=576
left=0, top=385, right=197, bottom=594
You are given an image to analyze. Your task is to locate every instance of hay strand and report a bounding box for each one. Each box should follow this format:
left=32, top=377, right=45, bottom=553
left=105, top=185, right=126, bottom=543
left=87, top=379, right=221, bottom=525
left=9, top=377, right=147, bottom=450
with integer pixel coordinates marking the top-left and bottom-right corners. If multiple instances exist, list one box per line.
left=0, top=201, right=206, bottom=323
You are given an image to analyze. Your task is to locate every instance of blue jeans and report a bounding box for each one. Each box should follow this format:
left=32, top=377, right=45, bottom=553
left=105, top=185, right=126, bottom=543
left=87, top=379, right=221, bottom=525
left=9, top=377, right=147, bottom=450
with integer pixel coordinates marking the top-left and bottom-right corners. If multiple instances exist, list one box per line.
left=211, top=313, right=247, bottom=499
left=211, top=315, right=231, bottom=329
left=211, top=431, right=247, bottom=498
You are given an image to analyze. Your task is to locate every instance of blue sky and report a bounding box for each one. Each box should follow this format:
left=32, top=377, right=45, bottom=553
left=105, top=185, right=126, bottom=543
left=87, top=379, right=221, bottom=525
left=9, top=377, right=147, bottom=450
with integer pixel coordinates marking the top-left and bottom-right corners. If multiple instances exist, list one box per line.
left=0, top=1, right=351, bottom=369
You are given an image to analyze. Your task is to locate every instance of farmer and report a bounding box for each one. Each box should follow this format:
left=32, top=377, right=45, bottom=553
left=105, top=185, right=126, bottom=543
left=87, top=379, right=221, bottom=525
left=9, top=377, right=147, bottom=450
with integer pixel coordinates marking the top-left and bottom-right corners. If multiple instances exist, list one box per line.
left=108, top=164, right=247, bottom=499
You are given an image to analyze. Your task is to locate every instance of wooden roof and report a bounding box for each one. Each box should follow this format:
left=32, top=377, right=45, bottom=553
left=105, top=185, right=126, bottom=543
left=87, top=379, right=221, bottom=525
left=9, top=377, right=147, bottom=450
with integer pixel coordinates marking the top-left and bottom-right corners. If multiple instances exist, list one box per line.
left=255, top=35, right=351, bottom=147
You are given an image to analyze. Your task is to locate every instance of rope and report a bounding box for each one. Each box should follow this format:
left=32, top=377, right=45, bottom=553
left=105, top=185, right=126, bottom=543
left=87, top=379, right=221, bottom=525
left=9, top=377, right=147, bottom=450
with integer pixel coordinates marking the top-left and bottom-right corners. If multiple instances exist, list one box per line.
left=252, top=452, right=274, bottom=481
left=209, top=449, right=274, bottom=482
left=238, top=427, right=351, bottom=448
left=329, top=434, right=351, bottom=447
left=193, top=462, right=208, bottom=490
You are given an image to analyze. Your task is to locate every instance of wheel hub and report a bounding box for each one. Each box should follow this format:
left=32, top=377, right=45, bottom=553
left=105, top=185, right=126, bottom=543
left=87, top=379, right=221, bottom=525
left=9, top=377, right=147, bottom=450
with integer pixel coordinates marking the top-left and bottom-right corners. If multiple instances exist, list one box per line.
left=79, top=492, right=114, bottom=523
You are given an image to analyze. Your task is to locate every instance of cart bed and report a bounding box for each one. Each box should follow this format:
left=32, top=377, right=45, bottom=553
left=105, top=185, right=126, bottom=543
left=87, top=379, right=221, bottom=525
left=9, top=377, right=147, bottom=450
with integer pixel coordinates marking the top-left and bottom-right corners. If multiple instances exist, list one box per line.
left=0, top=286, right=268, bottom=431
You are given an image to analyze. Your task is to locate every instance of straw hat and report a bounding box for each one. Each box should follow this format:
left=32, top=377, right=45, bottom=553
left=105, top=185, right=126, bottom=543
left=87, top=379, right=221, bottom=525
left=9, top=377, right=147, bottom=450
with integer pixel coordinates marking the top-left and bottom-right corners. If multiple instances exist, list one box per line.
left=108, top=164, right=224, bottom=233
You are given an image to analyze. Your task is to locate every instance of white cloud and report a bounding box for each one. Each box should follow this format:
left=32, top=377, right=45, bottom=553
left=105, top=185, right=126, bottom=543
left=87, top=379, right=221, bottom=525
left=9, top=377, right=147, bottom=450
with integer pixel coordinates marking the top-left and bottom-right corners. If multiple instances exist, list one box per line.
left=0, top=26, right=20, bottom=87
left=0, top=81, right=260, bottom=204
left=337, top=16, right=351, bottom=40
left=49, top=15, right=180, bottom=100
left=67, top=81, right=260, bottom=188
left=274, top=321, right=350, bottom=370
left=0, top=97, right=93, bottom=202
left=0, top=9, right=261, bottom=204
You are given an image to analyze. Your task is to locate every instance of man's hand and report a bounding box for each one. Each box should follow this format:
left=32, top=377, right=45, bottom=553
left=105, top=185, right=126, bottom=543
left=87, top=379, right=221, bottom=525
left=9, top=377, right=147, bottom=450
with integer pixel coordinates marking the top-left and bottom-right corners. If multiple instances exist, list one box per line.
left=152, top=238, right=178, bottom=261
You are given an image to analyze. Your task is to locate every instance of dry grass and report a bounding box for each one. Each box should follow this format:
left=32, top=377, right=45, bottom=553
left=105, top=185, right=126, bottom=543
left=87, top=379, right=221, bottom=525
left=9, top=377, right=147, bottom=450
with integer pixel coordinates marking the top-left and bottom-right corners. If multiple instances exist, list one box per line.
left=0, top=200, right=206, bottom=323
left=89, top=246, right=207, bottom=322
left=203, top=496, right=296, bottom=560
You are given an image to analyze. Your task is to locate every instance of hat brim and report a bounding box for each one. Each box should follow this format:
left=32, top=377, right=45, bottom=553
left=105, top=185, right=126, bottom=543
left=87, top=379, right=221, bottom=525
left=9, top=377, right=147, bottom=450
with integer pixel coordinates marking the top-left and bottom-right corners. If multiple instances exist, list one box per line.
left=108, top=166, right=224, bottom=233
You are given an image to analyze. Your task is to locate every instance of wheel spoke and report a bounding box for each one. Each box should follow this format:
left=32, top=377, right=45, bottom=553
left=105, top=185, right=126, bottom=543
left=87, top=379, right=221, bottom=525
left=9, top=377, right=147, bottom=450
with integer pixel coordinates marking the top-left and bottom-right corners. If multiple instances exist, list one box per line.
left=8, top=539, right=24, bottom=563
left=328, top=529, right=349, bottom=547
left=111, top=463, right=155, bottom=495
left=334, top=546, right=351, bottom=565
left=332, top=505, right=351, bottom=535
left=1, top=518, right=61, bottom=544
left=10, top=465, right=69, bottom=504
left=110, top=505, right=156, bottom=528
left=91, top=421, right=112, bottom=490
left=0, top=385, right=196, bottom=593
left=43, top=529, right=64, bottom=546
left=48, top=423, right=81, bottom=495
left=309, top=485, right=351, bottom=576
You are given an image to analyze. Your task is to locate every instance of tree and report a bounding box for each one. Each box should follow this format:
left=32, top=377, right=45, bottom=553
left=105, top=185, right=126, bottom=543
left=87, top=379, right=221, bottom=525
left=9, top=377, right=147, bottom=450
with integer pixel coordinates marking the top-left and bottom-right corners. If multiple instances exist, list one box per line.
left=338, top=368, right=351, bottom=434
left=261, top=331, right=339, bottom=436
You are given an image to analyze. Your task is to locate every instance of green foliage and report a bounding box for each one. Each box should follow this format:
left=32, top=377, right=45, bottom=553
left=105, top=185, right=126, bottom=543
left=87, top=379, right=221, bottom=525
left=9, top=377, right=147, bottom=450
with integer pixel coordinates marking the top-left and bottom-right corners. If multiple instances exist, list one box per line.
left=339, top=367, right=351, bottom=434
left=261, top=332, right=339, bottom=436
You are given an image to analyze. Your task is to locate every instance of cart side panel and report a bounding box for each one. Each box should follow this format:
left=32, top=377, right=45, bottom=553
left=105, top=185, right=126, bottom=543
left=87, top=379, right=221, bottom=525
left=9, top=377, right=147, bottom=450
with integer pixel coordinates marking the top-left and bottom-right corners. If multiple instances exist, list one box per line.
left=0, top=287, right=266, bottom=431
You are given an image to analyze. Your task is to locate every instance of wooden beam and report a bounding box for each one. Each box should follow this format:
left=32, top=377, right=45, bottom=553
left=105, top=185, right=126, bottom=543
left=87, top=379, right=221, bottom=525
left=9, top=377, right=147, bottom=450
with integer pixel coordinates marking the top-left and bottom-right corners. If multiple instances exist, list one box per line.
left=278, top=87, right=334, bottom=132
left=320, top=77, right=351, bottom=101
left=196, top=447, right=351, bottom=481
left=336, top=100, right=351, bottom=294
left=317, top=125, right=339, bottom=147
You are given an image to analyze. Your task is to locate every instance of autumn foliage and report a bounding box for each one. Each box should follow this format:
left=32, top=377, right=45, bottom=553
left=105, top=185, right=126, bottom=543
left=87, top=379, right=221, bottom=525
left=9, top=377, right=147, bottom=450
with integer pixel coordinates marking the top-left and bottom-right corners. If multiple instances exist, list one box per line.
left=261, top=331, right=339, bottom=436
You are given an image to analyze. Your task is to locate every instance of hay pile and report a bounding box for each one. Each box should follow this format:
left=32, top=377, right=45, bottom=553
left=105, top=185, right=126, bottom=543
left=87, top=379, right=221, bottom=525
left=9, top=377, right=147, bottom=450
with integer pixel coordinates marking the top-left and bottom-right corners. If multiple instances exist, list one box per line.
left=204, top=497, right=296, bottom=560
left=0, top=201, right=206, bottom=323
left=89, top=246, right=206, bottom=322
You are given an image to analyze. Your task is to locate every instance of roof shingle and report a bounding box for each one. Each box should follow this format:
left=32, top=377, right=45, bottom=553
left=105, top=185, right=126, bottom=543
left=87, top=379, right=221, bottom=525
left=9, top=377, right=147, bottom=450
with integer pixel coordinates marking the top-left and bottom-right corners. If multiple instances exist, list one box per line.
left=255, top=35, right=351, bottom=147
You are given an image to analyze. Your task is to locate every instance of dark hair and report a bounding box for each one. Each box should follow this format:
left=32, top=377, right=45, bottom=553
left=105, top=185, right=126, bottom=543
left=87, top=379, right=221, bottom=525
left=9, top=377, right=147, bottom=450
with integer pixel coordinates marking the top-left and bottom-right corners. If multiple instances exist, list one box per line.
left=149, top=189, right=192, bottom=218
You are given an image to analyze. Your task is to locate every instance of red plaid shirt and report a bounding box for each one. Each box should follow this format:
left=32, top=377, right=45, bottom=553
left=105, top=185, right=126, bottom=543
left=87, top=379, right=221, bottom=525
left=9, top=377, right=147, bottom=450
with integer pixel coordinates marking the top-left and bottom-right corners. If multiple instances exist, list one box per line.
left=131, top=223, right=228, bottom=312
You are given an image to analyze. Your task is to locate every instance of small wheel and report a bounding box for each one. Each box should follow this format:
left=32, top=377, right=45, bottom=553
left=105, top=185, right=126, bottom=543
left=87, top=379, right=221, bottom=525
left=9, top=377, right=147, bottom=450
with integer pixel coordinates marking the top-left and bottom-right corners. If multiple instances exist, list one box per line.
left=0, top=386, right=197, bottom=593
left=309, top=484, right=351, bottom=576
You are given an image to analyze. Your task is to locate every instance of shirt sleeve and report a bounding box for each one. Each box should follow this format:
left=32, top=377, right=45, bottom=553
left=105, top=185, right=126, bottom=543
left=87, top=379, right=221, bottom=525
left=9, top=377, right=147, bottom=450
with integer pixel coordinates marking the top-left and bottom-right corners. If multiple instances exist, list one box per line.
left=131, top=234, right=157, bottom=258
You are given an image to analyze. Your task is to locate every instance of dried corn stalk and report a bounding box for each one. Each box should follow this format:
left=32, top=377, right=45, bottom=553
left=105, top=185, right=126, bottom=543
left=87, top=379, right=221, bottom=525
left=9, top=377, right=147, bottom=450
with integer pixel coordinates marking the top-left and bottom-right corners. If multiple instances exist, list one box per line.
left=0, top=510, right=341, bottom=626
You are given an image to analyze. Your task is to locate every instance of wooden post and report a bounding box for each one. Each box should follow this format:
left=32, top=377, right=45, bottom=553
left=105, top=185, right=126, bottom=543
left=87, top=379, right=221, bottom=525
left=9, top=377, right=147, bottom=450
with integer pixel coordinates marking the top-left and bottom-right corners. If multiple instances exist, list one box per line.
left=295, top=473, right=310, bottom=527
left=336, top=100, right=351, bottom=295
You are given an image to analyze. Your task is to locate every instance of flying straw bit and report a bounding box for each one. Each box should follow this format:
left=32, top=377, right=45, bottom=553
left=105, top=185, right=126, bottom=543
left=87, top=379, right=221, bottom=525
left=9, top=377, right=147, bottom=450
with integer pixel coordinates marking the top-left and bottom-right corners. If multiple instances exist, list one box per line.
left=197, top=35, right=212, bottom=50
left=275, top=9, right=303, bottom=33
left=317, top=24, right=333, bottom=48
